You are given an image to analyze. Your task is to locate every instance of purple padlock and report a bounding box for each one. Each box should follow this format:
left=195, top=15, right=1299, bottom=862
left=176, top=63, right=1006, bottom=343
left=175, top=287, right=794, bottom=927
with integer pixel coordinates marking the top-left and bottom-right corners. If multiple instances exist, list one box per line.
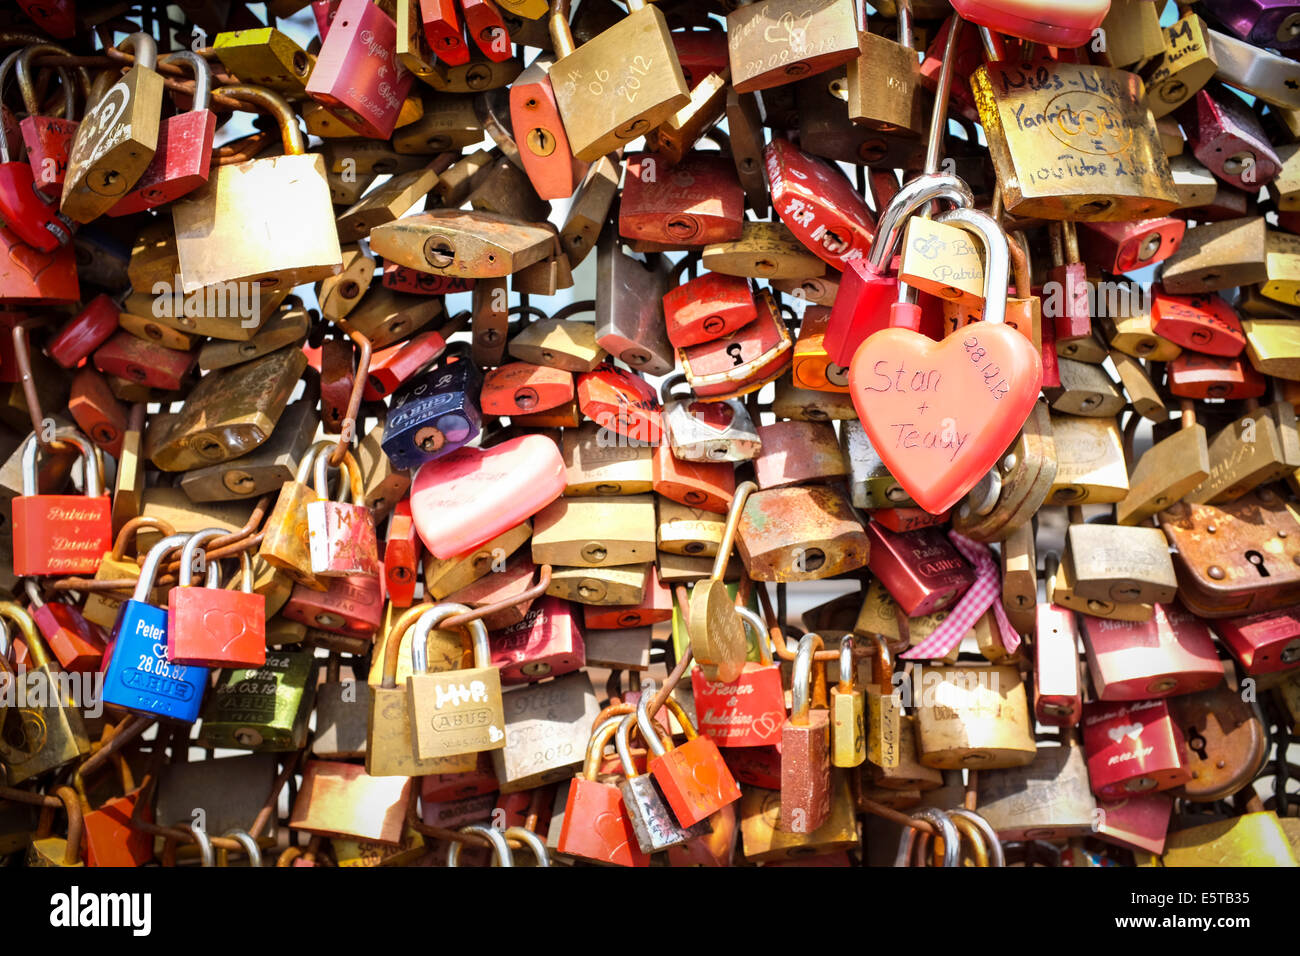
left=1200, top=0, right=1300, bottom=52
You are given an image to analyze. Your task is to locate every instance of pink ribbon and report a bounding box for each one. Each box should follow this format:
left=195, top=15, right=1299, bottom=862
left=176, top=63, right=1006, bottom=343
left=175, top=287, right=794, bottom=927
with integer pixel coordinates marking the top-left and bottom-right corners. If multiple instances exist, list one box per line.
left=900, top=531, right=1021, bottom=660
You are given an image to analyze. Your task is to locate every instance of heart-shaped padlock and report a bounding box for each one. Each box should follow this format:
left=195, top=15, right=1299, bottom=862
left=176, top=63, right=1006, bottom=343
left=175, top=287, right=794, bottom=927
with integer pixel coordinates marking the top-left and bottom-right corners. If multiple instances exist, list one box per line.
left=849, top=206, right=1042, bottom=514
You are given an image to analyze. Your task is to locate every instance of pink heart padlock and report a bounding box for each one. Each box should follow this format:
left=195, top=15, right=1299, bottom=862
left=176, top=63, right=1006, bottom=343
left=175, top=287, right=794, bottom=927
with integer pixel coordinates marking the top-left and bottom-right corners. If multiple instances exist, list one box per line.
left=847, top=207, right=1042, bottom=515
left=411, top=434, right=566, bottom=559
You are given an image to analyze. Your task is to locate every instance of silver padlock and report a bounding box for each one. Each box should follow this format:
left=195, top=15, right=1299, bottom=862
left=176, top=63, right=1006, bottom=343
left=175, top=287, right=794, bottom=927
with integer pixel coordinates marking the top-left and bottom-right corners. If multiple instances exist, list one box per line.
left=840, top=419, right=913, bottom=509
left=595, top=218, right=674, bottom=375
left=659, top=373, right=761, bottom=462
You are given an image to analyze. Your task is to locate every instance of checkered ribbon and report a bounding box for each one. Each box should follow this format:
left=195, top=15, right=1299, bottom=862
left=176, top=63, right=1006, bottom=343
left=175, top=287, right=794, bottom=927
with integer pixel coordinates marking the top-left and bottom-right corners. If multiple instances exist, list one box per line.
left=899, top=531, right=1021, bottom=660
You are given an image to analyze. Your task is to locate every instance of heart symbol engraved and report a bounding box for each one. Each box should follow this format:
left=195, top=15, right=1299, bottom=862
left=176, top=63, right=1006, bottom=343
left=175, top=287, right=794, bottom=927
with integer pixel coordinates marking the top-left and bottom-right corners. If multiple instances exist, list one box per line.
left=849, top=323, right=1042, bottom=514
left=411, top=435, right=565, bottom=559
left=1108, top=722, right=1144, bottom=744
left=488, top=725, right=504, bottom=743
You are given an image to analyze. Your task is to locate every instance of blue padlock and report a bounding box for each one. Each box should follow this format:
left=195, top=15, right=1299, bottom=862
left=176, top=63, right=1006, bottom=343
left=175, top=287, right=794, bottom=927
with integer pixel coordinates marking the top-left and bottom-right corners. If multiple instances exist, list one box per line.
left=101, top=532, right=213, bottom=723
left=382, top=341, right=483, bottom=471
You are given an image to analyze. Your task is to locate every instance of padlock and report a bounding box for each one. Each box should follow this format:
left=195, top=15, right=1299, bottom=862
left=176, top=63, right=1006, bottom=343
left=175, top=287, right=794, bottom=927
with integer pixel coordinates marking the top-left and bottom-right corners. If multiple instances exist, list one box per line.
left=302, top=449, right=380, bottom=580
left=74, top=741, right=154, bottom=868
left=531, top=494, right=656, bottom=567
left=779, top=633, right=832, bottom=833
left=92, top=330, right=195, bottom=392
left=652, top=435, right=736, bottom=515
left=678, top=289, right=792, bottom=399
left=100, top=533, right=211, bottom=723
left=1167, top=352, right=1264, bottom=400
left=595, top=223, right=673, bottom=374
left=738, top=485, right=870, bottom=581
left=384, top=499, right=421, bottom=609
left=1216, top=607, right=1300, bottom=675
left=560, top=421, right=652, bottom=496
left=493, top=670, right=599, bottom=792
left=850, top=205, right=1042, bottom=515
left=766, top=137, right=876, bottom=271
left=1186, top=402, right=1298, bottom=503
left=1150, top=287, right=1246, bottom=357
left=690, top=605, right=785, bottom=747
left=828, top=636, right=865, bottom=768
left=1179, top=85, right=1280, bottom=193
left=620, top=152, right=744, bottom=247
left=1083, top=698, right=1190, bottom=798
left=167, top=530, right=267, bottom=668
left=660, top=373, right=761, bottom=463
left=172, top=85, right=342, bottom=294
left=23, top=580, right=105, bottom=674
left=913, top=664, right=1036, bottom=769
left=46, top=294, right=119, bottom=369
left=25, top=788, right=84, bottom=868
left=68, top=367, right=125, bottom=460
left=841, top=419, right=913, bottom=510
left=790, top=307, right=849, bottom=393
left=1032, top=602, right=1081, bottom=727
left=12, top=429, right=111, bottom=577
left=616, top=710, right=712, bottom=853
left=61, top=33, right=164, bottom=223
left=546, top=0, right=689, bottom=162
left=1063, top=512, right=1178, bottom=608
left=0, top=52, right=74, bottom=252
left=406, top=603, right=506, bottom=759
left=637, top=691, right=741, bottom=828
left=845, top=4, right=926, bottom=140
left=555, top=716, right=649, bottom=866
left=313, top=654, right=371, bottom=760
left=383, top=343, right=483, bottom=471
left=306, top=0, right=413, bottom=139
left=972, top=56, right=1178, bottom=220
left=505, top=318, right=602, bottom=368
left=0, top=602, right=90, bottom=784
left=867, top=521, right=974, bottom=617
left=1042, top=358, right=1123, bottom=419
left=658, top=499, right=726, bottom=557
left=180, top=397, right=318, bottom=505
left=1168, top=683, right=1267, bottom=804
left=900, top=216, right=986, bottom=307
left=975, top=737, right=1097, bottom=842
left=1118, top=402, right=1209, bottom=526
left=1142, top=11, right=1216, bottom=118
left=560, top=155, right=619, bottom=266
left=289, top=760, right=412, bottom=846
left=510, top=54, right=586, bottom=200
left=1243, top=318, right=1300, bottom=380
left=481, top=362, right=573, bottom=417
left=576, top=361, right=662, bottom=444
left=1159, top=215, right=1267, bottom=295
left=212, top=26, right=315, bottom=97
left=1047, top=413, right=1129, bottom=505
left=583, top=574, right=671, bottom=629
left=740, top=772, right=859, bottom=861
left=703, top=220, right=826, bottom=280
left=1048, top=549, right=1152, bottom=623
left=199, top=645, right=316, bottom=753
left=1159, top=486, right=1300, bottom=618
left=726, top=0, right=859, bottom=93
left=1080, top=603, right=1223, bottom=700
left=663, top=272, right=757, bottom=351
left=488, top=595, right=583, bottom=683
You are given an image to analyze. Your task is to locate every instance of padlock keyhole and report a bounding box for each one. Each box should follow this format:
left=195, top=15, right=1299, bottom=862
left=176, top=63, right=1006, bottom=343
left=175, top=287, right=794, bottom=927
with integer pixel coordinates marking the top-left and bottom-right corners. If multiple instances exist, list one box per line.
left=1245, top=550, right=1270, bottom=576
left=1186, top=727, right=1209, bottom=761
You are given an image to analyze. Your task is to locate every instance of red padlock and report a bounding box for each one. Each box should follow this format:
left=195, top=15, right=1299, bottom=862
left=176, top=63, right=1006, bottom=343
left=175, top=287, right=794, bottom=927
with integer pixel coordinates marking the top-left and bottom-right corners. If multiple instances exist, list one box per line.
left=320, top=336, right=355, bottom=434
left=488, top=594, right=585, bottom=683
left=640, top=694, right=742, bottom=827
left=480, top=361, right=574, bottom=416
left=865, top=521, right=975, bottom=617
left=766, top=137, right=875, bottom=271
left=678, top=289, right=792, bottom=399
left=108, top=51, right=217, bottom=216
left=620, top=151, right=745, bottom=246
left=576, top=362, right=662, bottom=444
left=1083, top=699, right=1190, bottom=798
left=1214, top=608, right=1300, bottom=675
left=68, top=365, right=127, bottom=459
left=1079, top=603, right=1223, bottom=700
left=690, top=606, right=785, bottom=747
left=663, top=271, right=756, bottom=349
left=12, top=429, right=111, bottom=576
left=671, top=29, right=728, bottom=90
left=0, top=218, right=79, bottom=304
left=167, top=529, right=267, bottom=668
left=460, top=0, right=513, bottom=62
left=1150, top=287, right=1246, bottom=357
left=444, top=550, right=539, bottom=630
left=0, top=53, right=73, bottom=254
left=282, top=572, right=385, bottom=636
left=363, top=328, right=449, bottom=400
left=306, top=449, right=381, bottom=579
left=420, top=0, right=471, bottom=66
left=1076, top=217, right=1185, bottom=274
left=583, top=574, right=673, bottom=628
left=16, top=44, right=81, bottom=199
left=313, top=0, right=342, bottom=37
left=384, top=498, right=421, bottom=608
left=556, top=718, right=650, bottom=867
left=1179, top=86, right=1280, bottom=192
left=510, top=55, right=586, bottom=201
left=868, top=506, right=949, bottom=533
left=15, top=0, right=76, bottom=38
left=652, top=437, right=735, bottom=515
left=1046, top=221, right=1091, bottom=343
left=93, top=331, right=195, bottom=391
left=1166, top=352, right=1265, bottom=399
left=25, top=579, right=106, bottom=673
left=307, top=0, right=414, bottom=139
left=46, top=293, right=118, bottom=369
